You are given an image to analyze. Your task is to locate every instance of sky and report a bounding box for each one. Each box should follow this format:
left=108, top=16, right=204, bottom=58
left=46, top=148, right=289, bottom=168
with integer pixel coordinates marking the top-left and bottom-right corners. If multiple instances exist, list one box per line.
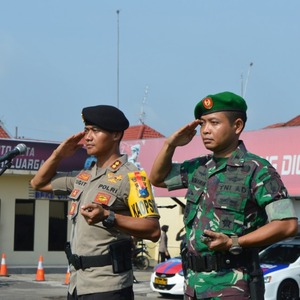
left=1, top=1, right=300, bottom=142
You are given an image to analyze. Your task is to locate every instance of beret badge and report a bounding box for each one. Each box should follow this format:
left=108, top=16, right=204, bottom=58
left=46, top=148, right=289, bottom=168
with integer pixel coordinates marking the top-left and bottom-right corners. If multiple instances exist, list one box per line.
left=202, top=97, right=213, bottom=110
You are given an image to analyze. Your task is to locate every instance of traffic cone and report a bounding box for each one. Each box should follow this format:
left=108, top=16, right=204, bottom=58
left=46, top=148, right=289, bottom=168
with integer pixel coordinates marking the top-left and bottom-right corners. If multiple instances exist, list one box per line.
left=0, top=253, right=8, bottom=276
left=35, top=255, right=45, bottom=281
left=64, top=265, right=70, bottom=285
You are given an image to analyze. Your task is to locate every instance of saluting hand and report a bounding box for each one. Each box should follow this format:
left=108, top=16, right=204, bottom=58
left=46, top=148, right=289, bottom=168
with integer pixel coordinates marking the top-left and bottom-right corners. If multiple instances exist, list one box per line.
left=54, top=132, right=85, bottom=159
left=167, top=120, right=200, bottom=147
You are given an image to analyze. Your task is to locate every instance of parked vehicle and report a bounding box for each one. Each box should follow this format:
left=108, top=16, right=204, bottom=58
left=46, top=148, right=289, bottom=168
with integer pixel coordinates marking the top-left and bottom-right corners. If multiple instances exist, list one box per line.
left=260, top=237, right=300, bottom=300
left=150, top=237, right=300, bottom=299
left=150, top=256, right=184, bottom=296
left=132, top=240, right=151, bottom=270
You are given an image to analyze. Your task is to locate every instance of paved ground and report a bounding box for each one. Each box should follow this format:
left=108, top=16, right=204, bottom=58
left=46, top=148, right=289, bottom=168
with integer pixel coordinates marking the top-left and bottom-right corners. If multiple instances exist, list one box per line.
left=0, top=268, right=183, bottom=300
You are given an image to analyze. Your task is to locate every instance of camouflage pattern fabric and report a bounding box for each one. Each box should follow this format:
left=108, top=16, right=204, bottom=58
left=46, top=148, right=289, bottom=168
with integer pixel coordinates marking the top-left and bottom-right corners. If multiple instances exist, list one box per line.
left=165, top=141, right=295, bottom=299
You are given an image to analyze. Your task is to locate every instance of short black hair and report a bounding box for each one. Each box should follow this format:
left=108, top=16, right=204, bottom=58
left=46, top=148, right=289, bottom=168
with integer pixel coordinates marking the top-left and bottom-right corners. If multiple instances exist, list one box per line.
left=161, top=225, right=169, bottom=232
left=224, top=111, right=247, bottom=129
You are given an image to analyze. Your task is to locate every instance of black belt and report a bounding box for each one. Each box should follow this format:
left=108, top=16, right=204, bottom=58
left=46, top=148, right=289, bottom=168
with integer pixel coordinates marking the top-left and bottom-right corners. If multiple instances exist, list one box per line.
left=65, top=242, right=111, bottom=270
left=187, top=251, right=248, bottom=272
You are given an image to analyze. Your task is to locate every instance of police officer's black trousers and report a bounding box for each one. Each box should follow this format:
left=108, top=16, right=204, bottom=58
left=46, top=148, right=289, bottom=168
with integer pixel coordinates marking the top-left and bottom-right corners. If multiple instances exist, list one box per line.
left=67, top=286, right=134, bottom=300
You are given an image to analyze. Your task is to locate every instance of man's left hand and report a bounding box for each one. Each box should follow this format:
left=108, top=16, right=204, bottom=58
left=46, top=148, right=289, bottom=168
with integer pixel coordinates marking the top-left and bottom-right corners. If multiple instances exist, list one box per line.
left=80, top=203, right=108, bottom=225
left=202, top=229, right=232, bottom=251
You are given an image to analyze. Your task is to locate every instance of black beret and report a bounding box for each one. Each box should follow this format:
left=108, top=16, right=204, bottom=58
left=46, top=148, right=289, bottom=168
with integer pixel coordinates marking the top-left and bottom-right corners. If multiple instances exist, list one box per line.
left=82, top=105, right=129, bottom=131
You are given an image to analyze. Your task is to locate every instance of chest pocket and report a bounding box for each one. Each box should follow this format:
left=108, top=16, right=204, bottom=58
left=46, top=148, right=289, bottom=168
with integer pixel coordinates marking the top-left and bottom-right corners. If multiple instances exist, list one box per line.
left=214, top=180, right=250, bottom=235
left=93, top=190, right=118, bottom=207
left=92, top=174, right=124, bottom=211
left=184, top=184, right=205, bottom=226
left=184, top=165, right=207, bottom=226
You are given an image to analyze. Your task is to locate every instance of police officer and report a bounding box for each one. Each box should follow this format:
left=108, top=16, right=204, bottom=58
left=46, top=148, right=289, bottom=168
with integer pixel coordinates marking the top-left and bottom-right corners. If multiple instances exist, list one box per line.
left=149, top=91, right=298, bottom=299
left=31, top=105, right=161, bottom=300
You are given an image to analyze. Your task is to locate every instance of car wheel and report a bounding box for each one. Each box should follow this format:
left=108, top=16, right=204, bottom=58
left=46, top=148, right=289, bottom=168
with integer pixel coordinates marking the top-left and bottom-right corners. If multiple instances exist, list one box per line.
left=277, top=279, right=299, bottom=300
left=135, top=256, right=149, bottom=270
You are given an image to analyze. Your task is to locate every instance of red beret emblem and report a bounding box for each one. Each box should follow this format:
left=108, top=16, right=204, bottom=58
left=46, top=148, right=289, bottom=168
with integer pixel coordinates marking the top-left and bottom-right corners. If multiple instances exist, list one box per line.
left=202, top=97, right=213, bottom=109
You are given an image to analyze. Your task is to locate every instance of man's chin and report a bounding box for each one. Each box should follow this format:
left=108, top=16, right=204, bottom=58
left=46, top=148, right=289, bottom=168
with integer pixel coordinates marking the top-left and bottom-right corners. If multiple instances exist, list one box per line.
left=203, top=144, right=214, bottom=151
left=86, top=149, right=96, bottom=156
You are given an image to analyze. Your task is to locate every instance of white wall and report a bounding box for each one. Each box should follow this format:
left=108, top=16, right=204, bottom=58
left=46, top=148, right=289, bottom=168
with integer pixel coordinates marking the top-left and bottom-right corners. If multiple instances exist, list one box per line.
left=0, top=173, right=69, bottom=266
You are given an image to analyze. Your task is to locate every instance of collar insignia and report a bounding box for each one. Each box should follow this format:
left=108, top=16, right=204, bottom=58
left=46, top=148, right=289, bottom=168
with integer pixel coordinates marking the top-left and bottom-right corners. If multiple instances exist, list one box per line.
left=110, top=160, right=122, bottom=170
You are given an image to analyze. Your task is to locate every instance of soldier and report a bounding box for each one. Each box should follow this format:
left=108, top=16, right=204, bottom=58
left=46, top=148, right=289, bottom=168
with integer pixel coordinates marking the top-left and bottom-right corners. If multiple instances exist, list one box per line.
left=31, top=105, right=160, bottom=300
left=149, top=91, right=298, bottom=299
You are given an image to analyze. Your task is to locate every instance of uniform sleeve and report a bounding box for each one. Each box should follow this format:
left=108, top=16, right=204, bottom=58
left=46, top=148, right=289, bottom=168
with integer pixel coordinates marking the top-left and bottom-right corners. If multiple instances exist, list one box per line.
left=51, top=171, right=78, bottom=195
left=164, top=163, right=185, bottom=191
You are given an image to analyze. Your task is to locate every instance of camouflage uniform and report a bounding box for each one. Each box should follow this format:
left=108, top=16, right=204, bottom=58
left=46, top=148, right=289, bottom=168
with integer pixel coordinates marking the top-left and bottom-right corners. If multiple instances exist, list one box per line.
left=164, top=141, right=296, bottom=299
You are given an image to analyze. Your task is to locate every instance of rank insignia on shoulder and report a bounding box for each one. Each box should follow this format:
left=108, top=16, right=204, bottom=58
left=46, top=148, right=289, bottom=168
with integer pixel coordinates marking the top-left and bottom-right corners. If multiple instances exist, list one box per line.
left=110, top=160, right=122, bottom=170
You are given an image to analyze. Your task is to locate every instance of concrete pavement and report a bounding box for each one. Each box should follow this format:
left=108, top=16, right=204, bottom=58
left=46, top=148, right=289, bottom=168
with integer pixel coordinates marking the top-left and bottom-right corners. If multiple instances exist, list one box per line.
left=0, top=268, right=182, bottom=299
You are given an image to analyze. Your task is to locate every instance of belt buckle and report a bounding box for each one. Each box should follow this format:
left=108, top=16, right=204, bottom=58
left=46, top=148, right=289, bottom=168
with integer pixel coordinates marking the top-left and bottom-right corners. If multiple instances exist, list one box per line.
left=71, top=254, right=82, bottom=270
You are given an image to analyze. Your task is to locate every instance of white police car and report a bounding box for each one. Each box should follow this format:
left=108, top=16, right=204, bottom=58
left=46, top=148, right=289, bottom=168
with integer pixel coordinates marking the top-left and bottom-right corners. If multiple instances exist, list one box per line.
left=150, top=237, right=300, bottom=299
left=150, top=256, right=184, bottom=296
left=260, top=237, right=300, bottom=300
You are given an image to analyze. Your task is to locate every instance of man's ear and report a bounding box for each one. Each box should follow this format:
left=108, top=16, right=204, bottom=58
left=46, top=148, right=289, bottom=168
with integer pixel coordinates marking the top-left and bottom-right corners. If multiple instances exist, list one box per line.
left=113, top=131, right=122, bottom=141
left=235, top=118, right=244, bottom=134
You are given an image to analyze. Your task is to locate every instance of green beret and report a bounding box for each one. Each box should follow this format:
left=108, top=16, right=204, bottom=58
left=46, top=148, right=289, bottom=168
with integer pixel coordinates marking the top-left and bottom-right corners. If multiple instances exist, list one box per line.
left=82, top=105, right=129, bottom=131
left=194, top=91, right=247, bottom=119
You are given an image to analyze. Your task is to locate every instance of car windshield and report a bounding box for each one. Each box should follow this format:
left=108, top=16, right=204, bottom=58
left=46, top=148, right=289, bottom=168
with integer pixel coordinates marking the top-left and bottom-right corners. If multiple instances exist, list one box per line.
left=259, top=243, right=300, bottom=265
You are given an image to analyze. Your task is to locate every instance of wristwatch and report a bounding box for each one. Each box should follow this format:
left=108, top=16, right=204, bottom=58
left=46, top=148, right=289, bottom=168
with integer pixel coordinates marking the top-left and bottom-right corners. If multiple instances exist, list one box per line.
left=229, top=235, right=242, bottom=255
left=102, top=210, right=115, bottom=228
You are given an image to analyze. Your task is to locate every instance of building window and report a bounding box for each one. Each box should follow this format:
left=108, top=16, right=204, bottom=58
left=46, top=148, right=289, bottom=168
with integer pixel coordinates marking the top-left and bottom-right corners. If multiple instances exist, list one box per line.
left=48, top=201, right=68, bottom=251
left=14, top=200, right=35, bottom=251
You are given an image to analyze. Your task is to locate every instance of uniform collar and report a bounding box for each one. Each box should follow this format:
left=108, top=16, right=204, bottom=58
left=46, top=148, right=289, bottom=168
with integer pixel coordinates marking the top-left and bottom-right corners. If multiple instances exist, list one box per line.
left=91, top=154, right=128, bottom=177
left=206, top=140, right=247, bottom=170
left=227, top=140, right=247, bottom=166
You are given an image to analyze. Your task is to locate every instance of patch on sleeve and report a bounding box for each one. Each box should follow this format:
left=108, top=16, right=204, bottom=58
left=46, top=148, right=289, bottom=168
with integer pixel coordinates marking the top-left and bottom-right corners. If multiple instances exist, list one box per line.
left=264, top=177, right=281, bottom=195
left=128, top=170, right=160, bottom=218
